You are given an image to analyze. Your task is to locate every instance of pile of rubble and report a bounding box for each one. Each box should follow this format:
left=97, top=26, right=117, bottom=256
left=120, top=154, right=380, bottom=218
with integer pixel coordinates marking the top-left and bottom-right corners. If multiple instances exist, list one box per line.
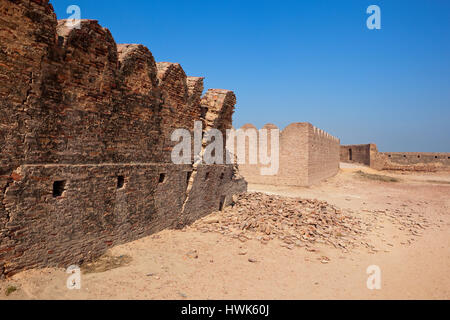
left=190, top=193, right=368, bottom=251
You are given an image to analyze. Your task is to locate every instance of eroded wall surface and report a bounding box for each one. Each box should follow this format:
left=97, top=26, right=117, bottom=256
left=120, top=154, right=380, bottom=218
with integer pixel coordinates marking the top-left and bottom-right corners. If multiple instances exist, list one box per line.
left=0, top=0, right=246, bottom=277
left=379, top=152, right=450, bottom=171
left=340, top=144, right=450, bottom=171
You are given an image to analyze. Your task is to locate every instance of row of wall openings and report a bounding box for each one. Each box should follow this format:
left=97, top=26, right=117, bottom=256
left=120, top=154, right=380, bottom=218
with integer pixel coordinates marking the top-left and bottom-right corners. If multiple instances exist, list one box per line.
left=204, top=171, right=226, bottom=181
left=53, top=170, right=233, bottom=198
left=387, top=154, right=448, bottom=159
left=54, top=176, right=126, bottom=198
left=205, top=172, right=225, bottom=181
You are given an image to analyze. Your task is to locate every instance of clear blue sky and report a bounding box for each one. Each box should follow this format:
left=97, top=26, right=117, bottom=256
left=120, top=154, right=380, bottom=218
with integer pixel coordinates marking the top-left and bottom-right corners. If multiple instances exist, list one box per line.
left=53, top=0, right=450, bottom=152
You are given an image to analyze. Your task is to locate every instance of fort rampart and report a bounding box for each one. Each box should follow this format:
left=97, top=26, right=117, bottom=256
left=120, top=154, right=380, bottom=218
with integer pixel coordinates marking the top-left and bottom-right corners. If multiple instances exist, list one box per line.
left=238, top=123, right=340, bottom=186
left=341, top=144, right=450, bottom=171
left=0, top=0, right=246, bottom=277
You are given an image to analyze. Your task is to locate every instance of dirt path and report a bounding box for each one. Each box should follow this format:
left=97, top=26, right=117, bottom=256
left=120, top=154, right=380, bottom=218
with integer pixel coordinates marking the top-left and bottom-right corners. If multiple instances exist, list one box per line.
left=1, top=164, right=449, bottom=300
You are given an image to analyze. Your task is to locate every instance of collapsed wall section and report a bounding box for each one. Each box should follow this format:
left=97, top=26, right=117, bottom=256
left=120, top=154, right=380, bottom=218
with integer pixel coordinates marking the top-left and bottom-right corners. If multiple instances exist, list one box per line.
left=181, top=89, right=245, bottom=221
left=201, top=89, right=236, bottom=132
left=156, top=63, right=207, bottom=162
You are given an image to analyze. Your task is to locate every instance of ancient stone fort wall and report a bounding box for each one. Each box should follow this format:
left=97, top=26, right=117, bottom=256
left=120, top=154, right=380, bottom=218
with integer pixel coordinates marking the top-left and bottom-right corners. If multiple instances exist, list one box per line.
left=341, top=144, right=450, bottom=171
left=340, top=144, right=379, bottom=168
left=0, top=0, right=246, bottom=276
left=238, top=123, right=340, bottom=186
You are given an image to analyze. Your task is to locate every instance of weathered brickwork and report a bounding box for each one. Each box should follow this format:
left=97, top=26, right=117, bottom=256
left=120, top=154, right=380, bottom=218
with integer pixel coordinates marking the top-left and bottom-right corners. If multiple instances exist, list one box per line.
left=238, top=123, right=340, bottom=187
left=308, top=125, right=341, bottom=185
left=379, top=152, right=450, bottom=171
left=340, top=144, right=378, bottom=167
left=0, top=0, right=246, bottom=277
left=341, top=144, right=450, bottom=172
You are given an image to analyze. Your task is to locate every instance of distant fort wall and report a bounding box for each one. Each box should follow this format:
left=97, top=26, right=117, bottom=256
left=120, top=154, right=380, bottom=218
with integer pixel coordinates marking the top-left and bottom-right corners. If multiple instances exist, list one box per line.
left=340, top=144, right=450, bottom=171
left=238, top=123, right=340, bottom=186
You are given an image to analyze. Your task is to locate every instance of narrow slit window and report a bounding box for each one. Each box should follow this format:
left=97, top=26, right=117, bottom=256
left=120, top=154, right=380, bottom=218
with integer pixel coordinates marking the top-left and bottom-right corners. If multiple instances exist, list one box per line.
left=204, top=172, right=210, bottom=180
left=53, top=180, right=66, bottom=198
left=117, top=176, right=125, bottom=189
left=159, top=173, right=166, bottom=184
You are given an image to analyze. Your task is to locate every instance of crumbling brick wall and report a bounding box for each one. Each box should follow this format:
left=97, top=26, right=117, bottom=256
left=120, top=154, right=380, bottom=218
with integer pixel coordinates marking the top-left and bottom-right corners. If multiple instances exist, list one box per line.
left=0, top=0, right=246, bottom=277
left=238, top=123, right=340, bottom=186
left=379, top=152, right=450, bottom=171
left=340, top=144, right=450, bottom=171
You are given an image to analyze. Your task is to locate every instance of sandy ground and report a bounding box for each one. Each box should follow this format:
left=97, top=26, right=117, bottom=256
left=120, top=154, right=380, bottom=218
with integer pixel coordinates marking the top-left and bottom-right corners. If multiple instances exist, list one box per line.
left=1, top=163, right=449, bottom=300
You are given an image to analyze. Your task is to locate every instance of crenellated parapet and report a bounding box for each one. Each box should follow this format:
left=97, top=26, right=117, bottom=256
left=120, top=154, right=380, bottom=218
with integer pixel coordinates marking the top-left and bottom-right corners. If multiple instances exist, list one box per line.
left=157, top=62, right=189, bottom=114
left=0, top=0, right=239, bottom=166
left=117, top=44, right=160, bottom=99
left=55, top=20, right=119, bottom=108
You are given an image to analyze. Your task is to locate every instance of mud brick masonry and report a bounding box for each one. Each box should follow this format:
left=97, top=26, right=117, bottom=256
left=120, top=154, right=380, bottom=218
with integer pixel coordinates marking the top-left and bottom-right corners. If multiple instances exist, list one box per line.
left=0, top=0, right=247, bottom=277
left=2, top=0, right=440, bottom=278
left=341, top=144, right=450, bottom=172
left=238, top=123, right=340, bottom=186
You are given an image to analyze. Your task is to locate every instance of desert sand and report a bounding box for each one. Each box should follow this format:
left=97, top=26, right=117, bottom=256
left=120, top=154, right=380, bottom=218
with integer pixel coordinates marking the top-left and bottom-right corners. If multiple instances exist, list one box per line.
left=1, top=163, right=449, bottom=300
